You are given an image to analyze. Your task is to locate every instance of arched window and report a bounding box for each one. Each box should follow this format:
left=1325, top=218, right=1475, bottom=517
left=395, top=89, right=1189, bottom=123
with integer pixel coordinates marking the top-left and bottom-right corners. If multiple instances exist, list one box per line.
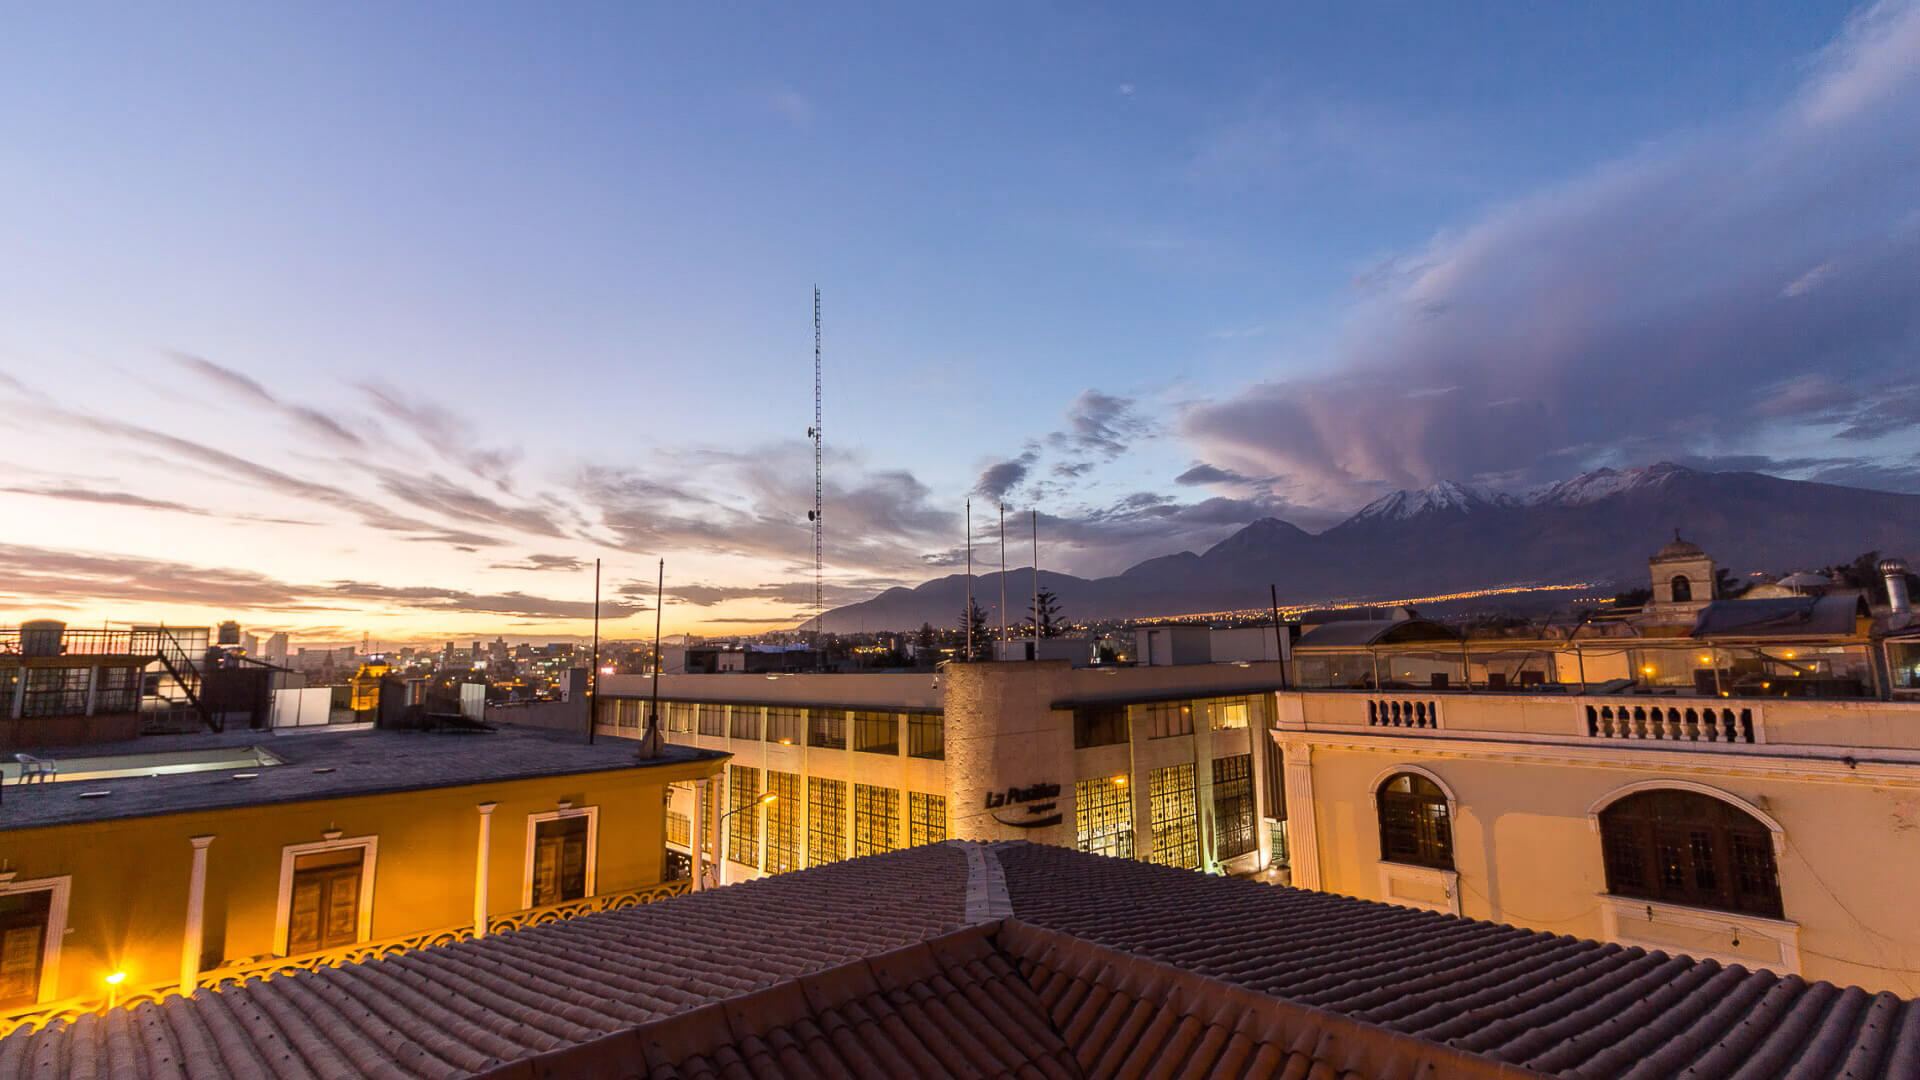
left=1670, top=575, right=1692, bottom=603
left=1377, top=773, right=1453, bottom=870
left=1599, top=789, right=1781, bottom=917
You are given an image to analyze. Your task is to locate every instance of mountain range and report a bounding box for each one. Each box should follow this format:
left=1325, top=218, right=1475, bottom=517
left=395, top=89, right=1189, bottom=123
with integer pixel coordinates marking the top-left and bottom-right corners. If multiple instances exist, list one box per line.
left=820, top=464, right=1920, bottom=631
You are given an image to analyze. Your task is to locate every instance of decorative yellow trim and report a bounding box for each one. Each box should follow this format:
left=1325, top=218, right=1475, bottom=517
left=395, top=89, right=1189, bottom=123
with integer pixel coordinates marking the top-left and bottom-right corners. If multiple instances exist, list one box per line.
left=0, top=879, right=690, bottom=1038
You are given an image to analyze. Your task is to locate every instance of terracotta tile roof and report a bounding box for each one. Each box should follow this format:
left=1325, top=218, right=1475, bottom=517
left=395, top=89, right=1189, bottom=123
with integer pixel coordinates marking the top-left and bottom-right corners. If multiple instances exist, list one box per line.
left=7, top=841, right=1919, bottom=1079
left=0, top=844, right=971, bottom=1079
left=994, top=842, right=1920, bottom=1079
left=474, top=922, right=1538, bottom=1080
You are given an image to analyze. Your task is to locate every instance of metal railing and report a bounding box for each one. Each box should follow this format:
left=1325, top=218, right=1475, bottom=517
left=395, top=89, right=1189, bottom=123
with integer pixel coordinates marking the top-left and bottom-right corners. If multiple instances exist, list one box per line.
left=0, top=878, right=690, bottom=1037
left=0, top=628, right=145, bottom=658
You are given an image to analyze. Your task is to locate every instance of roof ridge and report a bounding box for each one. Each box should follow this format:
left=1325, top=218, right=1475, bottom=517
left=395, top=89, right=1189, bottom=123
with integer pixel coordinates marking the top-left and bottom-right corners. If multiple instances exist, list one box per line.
left=953, top=839, right=1013, bottom=922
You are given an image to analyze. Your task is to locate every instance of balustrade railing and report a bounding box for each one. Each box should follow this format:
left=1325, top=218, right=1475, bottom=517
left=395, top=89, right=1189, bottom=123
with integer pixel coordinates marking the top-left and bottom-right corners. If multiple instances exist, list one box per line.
left=0, top=879, right=690, bottom=1037
left=1366, top=698, right=1441, bottom=730
left=1584, top=703, right=1758, bottom=744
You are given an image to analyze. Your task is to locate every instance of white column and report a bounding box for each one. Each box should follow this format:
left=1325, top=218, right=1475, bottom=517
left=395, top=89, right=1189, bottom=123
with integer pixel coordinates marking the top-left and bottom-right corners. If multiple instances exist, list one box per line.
left=718, top=769, right=732, bottom=885
left=691, top=780, right=707, bottom=891
left=1250, top=699, right=1273, bottom=867
left=180, top=835, right=214, bottom=991
left=1281, top=739, right=1322, bottom=890
left=9, top=668, right=24, bottom=719
left=473, top=802, right=496, bottom=937
left=84, top=666, right=101, bottom=717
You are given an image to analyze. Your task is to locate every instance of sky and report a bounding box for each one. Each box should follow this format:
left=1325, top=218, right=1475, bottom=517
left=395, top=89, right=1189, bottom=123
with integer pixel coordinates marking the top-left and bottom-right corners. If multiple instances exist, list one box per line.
left=2, top=1, right=1917, bottom=643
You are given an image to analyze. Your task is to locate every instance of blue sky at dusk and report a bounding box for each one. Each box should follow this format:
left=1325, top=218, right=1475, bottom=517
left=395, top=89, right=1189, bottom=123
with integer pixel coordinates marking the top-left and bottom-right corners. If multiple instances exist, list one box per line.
left=2, top=2, right=1917, bottom=640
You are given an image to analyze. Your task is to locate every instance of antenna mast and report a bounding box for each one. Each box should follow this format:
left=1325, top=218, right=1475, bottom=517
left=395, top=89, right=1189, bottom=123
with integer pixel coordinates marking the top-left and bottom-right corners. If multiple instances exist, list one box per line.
left=810, top=287, right=824, bottom=645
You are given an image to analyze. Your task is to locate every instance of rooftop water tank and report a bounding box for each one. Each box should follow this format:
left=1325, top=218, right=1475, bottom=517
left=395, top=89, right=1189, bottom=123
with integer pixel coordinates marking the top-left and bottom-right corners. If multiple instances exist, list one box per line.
left=19, top=620, right=65, bottom=657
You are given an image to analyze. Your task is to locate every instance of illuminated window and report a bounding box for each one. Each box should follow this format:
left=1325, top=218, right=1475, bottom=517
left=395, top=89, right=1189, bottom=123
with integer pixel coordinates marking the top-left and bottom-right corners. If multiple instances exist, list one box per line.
left=666, top=810, right=690, bottom=849
left=1209, top=697, right=1250, bottom=731
left=728, top=766, right=760, bottom=865
left=766, top=708, right=803, bottom=745
left=853, top=712, right=898, bottom=755
left=853, top=784, right=900, bottom=855
left=1212, top=755, right=1255, bottom=859
left=807, top=777, right=847, bottom=866
left=666, top=701, right=695, bottom=732
left=766, top=771, right=800, bottom=872
left=729, top=708, right=761, bottom=741
left=20, top=668, right=88, bottom=718
left=807, top=708, right=846, bottom=749
left=1600, top=790, right=1781, bottom=917
left=1075, top=777, right=1133, bottom=859
left=697, top=704, right=727, bottom=737
left=908, top=713, right=945, bottom=759
left=908, top=792, right=948, bottom=846
left=1148, top=764, right=1198, bottom=869
left=1377, top=773, right=1453, bottom=870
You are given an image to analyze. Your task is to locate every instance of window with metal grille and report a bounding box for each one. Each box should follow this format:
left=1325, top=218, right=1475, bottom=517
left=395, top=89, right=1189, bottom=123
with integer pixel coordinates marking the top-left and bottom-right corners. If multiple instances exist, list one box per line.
left=697, top=704, right=727, bottom=737
left=808, top=709, right=846, bottom=749
left=666, top=702, right=695, bottom=732
left=1148, top=764, right=1198, bottom=869
left=729, top=707, right=761, bottom=741
left=907, top=713, right=944, bottom=759
left=727, top=766, right=760, bottom=866
left=854, top=784, right=899, bottom=855
left=808, top=777, right=847, bottom=866
left=1073, top=705, right=1127, bottom=748
left=1075, top=776, right=1133, bottom=859
left=908, top=792, right=947, bottom=846
left=95, top=666, right=140, bottom=713
left=1143, top=701, right=1194, bottom=739
left=766, top=771, right=800, bottom=872
left=1212, top=755, right=1255, bottom=860
left=853, top=712, right=898, bottom=755
left=1599, top=790, right=1782, bottom=917
left=1377, top=773, right=1454, bottom=870
left=666, top=810, right=690, bottom=848
left=617, top=700, right=641, bottom=728
left=21, top=667, right=89, bottom=717
left=766, top=708, right=803, bottom=745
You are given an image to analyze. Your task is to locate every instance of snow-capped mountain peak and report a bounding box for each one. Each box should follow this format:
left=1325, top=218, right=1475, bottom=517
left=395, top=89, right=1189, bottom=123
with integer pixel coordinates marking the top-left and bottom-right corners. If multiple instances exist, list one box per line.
left=1526, top=462, right=1695, bottom=507
left=1350, top=480, right=1514, bottom=522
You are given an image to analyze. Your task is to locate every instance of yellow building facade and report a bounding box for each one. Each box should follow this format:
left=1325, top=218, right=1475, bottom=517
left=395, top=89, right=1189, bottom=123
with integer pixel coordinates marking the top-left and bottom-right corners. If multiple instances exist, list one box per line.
left=0, top=727, right=724, bottom=1022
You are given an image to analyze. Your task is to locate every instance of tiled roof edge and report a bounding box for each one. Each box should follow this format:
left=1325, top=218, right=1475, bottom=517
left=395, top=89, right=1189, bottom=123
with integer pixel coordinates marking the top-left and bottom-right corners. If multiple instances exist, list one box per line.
left=465, top=922, right=1015, bottom=1080
left=954, top=839, right=1013, bottom=922
left=996, top=918, right=1553, bottom=1080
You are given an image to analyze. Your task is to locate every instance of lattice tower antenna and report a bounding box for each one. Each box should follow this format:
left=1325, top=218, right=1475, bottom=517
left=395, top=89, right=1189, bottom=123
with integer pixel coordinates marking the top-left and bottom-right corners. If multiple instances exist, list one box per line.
left=808, top=286, right=824, bottom=645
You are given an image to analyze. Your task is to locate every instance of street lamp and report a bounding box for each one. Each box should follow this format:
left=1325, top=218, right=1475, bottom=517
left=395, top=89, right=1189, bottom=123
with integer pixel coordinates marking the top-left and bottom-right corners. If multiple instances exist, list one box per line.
left=714, top=792, right=776, bottom=887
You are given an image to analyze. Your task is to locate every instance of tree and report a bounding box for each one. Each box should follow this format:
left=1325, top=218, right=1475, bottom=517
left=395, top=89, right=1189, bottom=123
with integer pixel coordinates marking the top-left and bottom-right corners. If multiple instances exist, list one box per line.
left=959, top=601, right=989, bottom=660
left=1713, top=566, right=1744, bottom=599
left=915, top=622, right=936, bottom=655
left=1612, top=586, right=1652, bottom=610
left=1022, top=588, right=1066, bottom=638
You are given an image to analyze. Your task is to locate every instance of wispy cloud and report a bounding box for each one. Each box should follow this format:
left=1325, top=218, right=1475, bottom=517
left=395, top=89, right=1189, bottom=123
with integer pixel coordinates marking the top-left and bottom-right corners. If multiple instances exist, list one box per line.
left=1180, top=0, right=1920, bottom=505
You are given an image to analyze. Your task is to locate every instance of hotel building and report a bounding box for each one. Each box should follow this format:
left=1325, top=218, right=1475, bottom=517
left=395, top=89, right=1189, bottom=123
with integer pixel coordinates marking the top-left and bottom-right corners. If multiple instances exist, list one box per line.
left=601, top=543, right=1920, bottom=995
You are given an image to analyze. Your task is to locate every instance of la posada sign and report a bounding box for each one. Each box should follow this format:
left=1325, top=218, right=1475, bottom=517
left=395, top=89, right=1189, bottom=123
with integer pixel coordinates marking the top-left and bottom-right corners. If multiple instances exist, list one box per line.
left=986, top=782, right=1063, bottom=829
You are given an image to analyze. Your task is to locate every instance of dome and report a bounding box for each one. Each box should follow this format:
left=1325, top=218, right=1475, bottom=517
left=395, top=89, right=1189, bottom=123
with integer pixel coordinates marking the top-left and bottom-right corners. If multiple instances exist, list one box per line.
left=1776, top=571, right=1831, bottom=589
left=1652, top=534, right=1706, bottom=560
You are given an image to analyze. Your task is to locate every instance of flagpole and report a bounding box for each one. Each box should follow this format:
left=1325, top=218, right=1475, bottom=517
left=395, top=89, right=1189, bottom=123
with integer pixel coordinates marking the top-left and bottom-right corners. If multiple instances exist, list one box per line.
left=965, top=498, right=973, bottom=662
left=1031, top=509, right=1040, bottom=645
left=999, top=503, right=1007, bottom=652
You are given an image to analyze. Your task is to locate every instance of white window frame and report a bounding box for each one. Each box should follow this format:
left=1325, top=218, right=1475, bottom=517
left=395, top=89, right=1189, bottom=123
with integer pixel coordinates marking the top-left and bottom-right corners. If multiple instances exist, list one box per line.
left=0, top=874, right=70, bottom=1005
left=1597, top=893, right=1802, bottom=974
left=274, top=836, right=378, bottom=956
left=1375, top=861, right=1460, bottom=916
left=522, top=805, right=599, bottom=908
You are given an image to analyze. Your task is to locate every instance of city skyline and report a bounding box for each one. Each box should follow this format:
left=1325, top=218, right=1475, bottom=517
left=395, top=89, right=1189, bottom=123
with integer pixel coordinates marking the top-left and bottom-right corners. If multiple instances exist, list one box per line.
left=3, top=2, right=1917, bottom=638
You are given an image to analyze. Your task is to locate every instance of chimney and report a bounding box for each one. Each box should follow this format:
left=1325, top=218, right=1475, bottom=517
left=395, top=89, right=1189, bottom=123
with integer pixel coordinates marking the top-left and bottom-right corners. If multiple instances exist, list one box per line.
left=1881, top=558, right=1912, bottom=619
